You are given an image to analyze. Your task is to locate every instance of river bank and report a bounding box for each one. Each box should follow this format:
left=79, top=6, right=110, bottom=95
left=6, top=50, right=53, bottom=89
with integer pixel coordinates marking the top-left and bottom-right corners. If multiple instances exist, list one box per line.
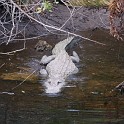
left=0, top=4, right=110, bottom=43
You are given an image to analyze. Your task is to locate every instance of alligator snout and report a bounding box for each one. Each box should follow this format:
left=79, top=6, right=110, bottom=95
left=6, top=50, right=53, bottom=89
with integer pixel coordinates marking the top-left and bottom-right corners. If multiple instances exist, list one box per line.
left=44, top=79, right=65, bottom=94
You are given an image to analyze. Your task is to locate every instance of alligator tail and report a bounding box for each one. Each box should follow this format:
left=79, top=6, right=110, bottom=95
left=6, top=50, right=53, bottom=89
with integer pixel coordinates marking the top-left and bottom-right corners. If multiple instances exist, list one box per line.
left=65, top=36, right=82, bottom=50
left=52, top=36, right=74, bottom=55
left=52, top=36, right=82, bottom=55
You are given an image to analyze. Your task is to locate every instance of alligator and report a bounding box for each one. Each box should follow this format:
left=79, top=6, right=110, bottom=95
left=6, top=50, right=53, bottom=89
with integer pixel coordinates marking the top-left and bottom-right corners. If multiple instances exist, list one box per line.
left=40, top=36, right=81, bottom=94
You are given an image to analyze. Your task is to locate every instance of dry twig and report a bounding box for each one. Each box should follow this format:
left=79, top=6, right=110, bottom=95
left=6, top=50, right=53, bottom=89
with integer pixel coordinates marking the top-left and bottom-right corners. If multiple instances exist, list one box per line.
left=0, top=63, right=5, bottom=68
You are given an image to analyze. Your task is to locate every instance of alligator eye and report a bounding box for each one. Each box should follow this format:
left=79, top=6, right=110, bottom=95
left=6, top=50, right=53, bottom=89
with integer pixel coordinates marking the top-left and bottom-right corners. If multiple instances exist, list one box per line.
left=58, top=82, right=61, bottom=84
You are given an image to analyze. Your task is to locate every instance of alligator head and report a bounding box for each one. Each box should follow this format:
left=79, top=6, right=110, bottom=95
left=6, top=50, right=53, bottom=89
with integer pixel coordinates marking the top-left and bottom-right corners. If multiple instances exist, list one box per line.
left=44, top=77, right=65, bottom=94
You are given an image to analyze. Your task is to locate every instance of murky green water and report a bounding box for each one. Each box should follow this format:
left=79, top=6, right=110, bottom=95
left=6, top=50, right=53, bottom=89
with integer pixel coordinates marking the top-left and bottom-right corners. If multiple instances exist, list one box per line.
left=0, top=29, right=124, bottom=124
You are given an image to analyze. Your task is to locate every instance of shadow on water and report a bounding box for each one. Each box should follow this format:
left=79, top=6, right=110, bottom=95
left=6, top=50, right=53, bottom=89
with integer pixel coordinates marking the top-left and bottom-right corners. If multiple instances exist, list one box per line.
left=0, top=29, right=124, bottom=124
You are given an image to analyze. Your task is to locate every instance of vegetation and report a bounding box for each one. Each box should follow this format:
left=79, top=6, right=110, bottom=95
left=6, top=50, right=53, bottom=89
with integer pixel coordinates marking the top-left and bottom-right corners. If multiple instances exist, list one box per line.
left=67, top=0, right=110, bottom=6
left=109, top=0, right=124, bottom=40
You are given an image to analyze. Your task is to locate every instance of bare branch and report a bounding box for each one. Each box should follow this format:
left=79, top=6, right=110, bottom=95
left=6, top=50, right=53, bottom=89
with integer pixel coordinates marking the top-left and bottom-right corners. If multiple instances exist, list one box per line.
left=7, top=0, right=105, bottom=45
left=0, top=63, right=5, bottom=68
left=0, top=41, right=26, bottom=55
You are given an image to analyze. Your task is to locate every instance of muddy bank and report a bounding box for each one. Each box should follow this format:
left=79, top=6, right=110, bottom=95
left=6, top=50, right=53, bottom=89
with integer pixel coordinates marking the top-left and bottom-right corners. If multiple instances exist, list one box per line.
left=24, top=5, right=109, bottom=36
left=0, top=5, right=109, bottom=42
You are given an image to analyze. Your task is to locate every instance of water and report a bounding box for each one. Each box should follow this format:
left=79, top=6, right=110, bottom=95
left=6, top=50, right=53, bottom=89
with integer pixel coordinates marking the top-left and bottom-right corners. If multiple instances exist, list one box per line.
left=0, top=29, right=124, bottom=124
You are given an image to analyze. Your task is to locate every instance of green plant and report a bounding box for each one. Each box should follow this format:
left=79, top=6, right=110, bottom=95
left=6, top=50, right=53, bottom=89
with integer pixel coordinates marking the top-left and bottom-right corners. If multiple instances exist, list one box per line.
left=42, top=0, right=53, bottom=12
left=36, top=0, right=53, bottom=13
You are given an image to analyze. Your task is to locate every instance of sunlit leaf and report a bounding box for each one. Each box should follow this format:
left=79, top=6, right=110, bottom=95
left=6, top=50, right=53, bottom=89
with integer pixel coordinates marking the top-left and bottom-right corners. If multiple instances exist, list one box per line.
left=36, top=7, right=42, bottom=13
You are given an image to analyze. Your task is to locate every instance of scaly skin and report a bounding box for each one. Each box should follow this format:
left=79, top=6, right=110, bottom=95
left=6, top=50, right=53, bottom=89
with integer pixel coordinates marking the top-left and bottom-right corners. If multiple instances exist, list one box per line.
left=40, top=37, right=80, bottom=94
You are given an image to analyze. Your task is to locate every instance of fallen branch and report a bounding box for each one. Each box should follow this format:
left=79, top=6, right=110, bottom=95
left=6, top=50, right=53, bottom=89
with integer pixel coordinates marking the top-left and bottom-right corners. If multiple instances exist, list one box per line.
left=115, top=81, right=124, bottom=90
left=114, top=81, right=124, bottom=94
left=0, top=41, right=26, bottom=55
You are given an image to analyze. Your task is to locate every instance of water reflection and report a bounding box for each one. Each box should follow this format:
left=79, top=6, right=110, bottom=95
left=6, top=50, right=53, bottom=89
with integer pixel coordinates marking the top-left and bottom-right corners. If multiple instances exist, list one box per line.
left=0, top=29, right=124, bottom=124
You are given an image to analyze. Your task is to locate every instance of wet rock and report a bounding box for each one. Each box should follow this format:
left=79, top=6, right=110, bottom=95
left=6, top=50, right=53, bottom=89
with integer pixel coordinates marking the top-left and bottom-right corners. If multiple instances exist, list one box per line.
left=34, top=40, right=52, bottom=52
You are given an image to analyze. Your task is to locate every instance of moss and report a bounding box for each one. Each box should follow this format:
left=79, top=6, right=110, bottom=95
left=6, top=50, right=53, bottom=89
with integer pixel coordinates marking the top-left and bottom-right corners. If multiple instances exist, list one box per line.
left=0, top=72, right=38, bottom=82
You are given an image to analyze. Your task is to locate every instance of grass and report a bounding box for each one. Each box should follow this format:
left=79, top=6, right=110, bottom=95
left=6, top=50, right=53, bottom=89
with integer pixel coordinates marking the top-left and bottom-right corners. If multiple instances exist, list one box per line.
left=68, top=0, right=110, bottom=6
